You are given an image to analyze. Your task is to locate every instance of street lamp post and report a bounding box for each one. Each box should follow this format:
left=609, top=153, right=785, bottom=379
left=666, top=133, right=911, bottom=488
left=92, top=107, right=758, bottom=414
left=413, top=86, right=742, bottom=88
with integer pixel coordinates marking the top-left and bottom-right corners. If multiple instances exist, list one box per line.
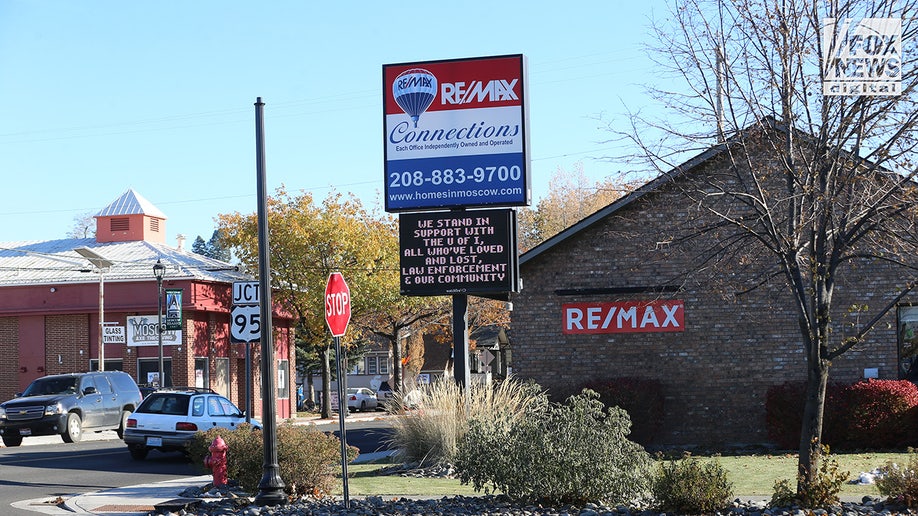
left=153, top=259, right=166, bottom=388
left=75, top=247, right=114, bottom=372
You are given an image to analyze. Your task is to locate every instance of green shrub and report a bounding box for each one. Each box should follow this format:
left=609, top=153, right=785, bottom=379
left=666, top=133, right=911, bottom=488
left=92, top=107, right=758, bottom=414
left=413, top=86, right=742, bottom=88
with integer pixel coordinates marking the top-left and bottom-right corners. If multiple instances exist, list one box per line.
left=455, top=388, right=652, bottom=505
left=876, top=451, right=918, bottom=506
left=189, top=423, right=357, bottom=496
left=770, top=446, right=849, bottom=509
left=581, top=377, right=664, bottom=446
left=651, top=452, right=734, bottom=514
left=386, top=376, right=544, bottom=467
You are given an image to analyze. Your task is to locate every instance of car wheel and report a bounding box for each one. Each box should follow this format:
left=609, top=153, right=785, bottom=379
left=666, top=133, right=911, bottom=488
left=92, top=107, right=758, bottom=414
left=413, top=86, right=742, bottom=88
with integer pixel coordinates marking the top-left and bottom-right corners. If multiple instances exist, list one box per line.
left=61, top=413, right=82, bottom=443
left=129, top=445, right=148, bottom=460
left=2, top=434, right=23, bottom=447
left=116, top=410, right=131, bottom=439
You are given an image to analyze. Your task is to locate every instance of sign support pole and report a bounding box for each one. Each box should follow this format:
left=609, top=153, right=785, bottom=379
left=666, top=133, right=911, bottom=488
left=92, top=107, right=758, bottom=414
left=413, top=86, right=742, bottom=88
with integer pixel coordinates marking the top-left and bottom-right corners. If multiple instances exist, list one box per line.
left=245, top=341, right=252, bottom=424
left=452, top=294, right=470, bottom=390
left=253, top=97, right=285, bottom=506
left=334, top=335, right=350, bottom=507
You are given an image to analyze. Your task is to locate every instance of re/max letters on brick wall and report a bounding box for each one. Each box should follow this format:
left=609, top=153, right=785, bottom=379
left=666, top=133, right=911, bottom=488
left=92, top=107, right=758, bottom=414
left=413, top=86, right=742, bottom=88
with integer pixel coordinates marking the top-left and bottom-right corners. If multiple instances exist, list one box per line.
left=562, top=300, right=684, bottom=334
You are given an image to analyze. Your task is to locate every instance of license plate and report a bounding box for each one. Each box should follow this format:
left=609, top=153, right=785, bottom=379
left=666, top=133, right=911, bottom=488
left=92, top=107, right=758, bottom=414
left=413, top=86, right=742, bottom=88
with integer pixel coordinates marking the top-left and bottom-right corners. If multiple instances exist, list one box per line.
left=146, top=436, right=162, bottom=447
left=19, top=428, right=31, bottom=436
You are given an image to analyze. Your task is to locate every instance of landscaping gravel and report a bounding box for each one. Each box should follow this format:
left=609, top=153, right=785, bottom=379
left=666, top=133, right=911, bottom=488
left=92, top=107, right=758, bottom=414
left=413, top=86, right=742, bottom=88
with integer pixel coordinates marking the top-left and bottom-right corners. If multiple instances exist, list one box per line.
left=145, top=484, right=917, bottom=516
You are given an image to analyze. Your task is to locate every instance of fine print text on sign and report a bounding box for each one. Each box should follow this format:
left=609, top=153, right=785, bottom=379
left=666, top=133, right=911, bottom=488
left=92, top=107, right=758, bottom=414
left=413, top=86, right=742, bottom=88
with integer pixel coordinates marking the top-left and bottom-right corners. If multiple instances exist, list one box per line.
left=563, top=300, right=685, bottom=335
left=103, top=325, right=126, bottom=344
left=399, top=208, right=518, bottom=296
left=126, top=316, right=182, bottom=346
left=822, top=17, right=901, bottom=96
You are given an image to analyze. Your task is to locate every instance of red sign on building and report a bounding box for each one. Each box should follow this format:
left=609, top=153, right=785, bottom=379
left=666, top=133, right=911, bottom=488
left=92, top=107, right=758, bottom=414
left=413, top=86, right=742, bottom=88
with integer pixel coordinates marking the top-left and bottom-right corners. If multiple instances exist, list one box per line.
left=562, top=300, right=684, bottom=334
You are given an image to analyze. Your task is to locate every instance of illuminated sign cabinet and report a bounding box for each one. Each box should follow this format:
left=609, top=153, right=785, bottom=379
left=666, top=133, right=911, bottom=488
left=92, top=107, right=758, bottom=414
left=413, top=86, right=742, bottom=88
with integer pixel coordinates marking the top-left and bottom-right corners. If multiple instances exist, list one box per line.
left=383, top=55, right=530, bottom=212
left=385, top=55, right=528, bottom=299
left=399, top=209, right=519, bottom=296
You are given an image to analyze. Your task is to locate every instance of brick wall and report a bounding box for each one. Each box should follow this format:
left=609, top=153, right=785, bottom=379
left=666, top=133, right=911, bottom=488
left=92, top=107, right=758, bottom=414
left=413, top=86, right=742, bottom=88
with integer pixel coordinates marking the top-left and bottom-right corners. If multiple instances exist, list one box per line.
left=45, top=314, right=90, bottom=375
left=513, top=150, right=914, bottom=448
left=0, top=317, right=18, bottom=401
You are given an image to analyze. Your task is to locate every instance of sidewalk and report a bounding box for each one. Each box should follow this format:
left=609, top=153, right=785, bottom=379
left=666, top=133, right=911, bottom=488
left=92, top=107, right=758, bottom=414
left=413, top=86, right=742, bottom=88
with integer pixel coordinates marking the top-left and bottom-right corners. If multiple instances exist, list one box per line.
left=9, top=412, right=390, bottom=515
left=14, top=449, right=396, bottom=516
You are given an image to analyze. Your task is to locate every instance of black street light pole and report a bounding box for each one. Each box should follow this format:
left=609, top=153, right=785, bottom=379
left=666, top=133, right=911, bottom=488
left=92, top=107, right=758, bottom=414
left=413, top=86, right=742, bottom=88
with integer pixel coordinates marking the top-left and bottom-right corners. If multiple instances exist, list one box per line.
left=253, top=97, right=285, bottom=506
left=153, top=259, right=166, bottom=388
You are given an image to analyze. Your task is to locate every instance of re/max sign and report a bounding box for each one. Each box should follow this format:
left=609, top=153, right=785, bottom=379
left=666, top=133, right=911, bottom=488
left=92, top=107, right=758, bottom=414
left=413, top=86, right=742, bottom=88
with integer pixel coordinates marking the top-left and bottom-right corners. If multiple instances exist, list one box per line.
left=562, top=300, right=684, bottom=334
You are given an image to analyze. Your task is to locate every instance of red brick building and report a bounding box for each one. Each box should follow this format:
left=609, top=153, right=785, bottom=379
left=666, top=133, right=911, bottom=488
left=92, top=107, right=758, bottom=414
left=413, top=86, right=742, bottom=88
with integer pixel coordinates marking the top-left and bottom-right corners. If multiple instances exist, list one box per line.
left=511, top=131, right=918, bottom=448
left=0, top=189, right=296, bottom=419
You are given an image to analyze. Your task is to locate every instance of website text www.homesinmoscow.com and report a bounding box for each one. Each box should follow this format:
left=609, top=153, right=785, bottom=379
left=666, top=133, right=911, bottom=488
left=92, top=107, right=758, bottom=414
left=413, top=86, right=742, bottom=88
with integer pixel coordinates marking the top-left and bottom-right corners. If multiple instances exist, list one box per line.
left=390, top=187, right=523, bottom=202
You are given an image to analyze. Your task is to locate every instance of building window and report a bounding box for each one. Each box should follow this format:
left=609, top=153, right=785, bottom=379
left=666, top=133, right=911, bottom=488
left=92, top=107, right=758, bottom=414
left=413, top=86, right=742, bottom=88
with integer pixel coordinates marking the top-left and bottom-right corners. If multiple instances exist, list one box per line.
left=278, top=360, right=290, bottom=399
left=138, top=358, right=172, bottom=388
left=899, top=306, right=918, bottom=379
left=194, top=357, right=209, bottom=389
left=364, top=354, right=388, bottom=375
left=90, top=359, right=123, bottom=372
left=150, top=218, right=161, bottom=232
left=366, top=356, right=378, bottom=375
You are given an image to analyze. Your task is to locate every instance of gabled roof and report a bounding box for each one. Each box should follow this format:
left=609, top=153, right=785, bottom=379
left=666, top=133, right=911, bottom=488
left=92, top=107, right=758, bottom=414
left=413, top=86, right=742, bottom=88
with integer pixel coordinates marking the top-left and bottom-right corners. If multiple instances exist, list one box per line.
left=95, top=188, right=167, bottom=219
left=520, top=118, right=793, bottom=266
left=0, top=239, right=251, bottom=287
left=520, top=141, right=729, bottom=266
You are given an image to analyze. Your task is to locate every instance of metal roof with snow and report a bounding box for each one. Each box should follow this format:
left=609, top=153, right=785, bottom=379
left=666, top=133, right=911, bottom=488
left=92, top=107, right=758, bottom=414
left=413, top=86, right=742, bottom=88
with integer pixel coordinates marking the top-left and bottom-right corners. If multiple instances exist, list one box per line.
left=95, top=188, right=167, bottom=219
left=0, top=239, right=251, bottom=287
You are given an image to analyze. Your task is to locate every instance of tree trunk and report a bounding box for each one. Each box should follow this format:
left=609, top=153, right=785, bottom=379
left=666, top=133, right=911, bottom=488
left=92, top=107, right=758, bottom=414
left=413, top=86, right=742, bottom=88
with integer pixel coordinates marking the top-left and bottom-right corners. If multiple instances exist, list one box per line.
left=797, top=359, right=830, bottom=493
left=321, top=345, right=332, bottom=419
left=392, top=334, right=403, bottom=395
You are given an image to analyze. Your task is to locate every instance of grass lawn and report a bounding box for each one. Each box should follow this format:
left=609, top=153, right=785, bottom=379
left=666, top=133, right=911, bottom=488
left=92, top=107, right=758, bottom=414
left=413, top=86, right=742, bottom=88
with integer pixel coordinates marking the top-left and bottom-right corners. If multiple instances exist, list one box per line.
left=332, top=452, right=917, bottom=499
left=706, top=452, right=913, bottom=497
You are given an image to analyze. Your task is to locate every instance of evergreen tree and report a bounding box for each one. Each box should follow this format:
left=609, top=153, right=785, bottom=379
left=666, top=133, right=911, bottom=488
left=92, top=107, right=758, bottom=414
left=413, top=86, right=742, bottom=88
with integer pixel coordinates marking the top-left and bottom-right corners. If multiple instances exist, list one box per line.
left=191, top=236, right=208, bottom=256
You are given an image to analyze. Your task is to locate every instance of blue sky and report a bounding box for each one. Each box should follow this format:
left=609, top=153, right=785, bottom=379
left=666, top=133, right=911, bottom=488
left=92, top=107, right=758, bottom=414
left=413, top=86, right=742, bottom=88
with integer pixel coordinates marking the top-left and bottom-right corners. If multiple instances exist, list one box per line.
left=0, top=1, right=664, bottom=245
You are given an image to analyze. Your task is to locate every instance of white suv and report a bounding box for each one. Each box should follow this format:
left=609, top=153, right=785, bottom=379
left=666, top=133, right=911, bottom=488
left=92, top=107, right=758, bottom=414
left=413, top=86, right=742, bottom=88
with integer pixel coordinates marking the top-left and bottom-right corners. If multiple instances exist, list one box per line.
left=123, top=388, right=259, bottom=460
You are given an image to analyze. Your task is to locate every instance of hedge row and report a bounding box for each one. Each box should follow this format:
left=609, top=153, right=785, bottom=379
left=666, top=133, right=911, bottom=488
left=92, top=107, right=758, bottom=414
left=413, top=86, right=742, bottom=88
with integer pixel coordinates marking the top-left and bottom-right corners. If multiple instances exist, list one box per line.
left=766, top=379, right=918, bottom=450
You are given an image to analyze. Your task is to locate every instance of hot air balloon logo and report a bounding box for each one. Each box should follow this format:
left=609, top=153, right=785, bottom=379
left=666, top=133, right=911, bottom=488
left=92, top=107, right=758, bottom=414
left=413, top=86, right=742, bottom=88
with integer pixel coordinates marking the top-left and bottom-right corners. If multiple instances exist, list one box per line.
left=392, top=68, right=438, bottom=127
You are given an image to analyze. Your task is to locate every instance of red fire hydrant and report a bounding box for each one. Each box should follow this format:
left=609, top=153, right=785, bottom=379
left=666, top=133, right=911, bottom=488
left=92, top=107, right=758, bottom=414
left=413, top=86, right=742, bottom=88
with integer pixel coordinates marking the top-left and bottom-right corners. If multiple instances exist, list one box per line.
left=203, top=436, right=228, bottom=487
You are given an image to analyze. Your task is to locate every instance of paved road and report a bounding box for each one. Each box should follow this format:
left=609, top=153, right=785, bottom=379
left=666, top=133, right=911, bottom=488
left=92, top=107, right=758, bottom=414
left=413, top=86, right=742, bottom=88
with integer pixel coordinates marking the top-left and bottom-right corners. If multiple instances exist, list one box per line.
left=2, top=418, right=394, bottom=515
left=0, top=432, right=196, bottom=515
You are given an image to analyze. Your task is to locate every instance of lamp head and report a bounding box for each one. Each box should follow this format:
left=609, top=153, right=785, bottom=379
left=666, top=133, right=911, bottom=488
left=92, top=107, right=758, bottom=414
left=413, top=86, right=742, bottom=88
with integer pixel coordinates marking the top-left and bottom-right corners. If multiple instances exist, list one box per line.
left=153, top=259, right=166, bottom=280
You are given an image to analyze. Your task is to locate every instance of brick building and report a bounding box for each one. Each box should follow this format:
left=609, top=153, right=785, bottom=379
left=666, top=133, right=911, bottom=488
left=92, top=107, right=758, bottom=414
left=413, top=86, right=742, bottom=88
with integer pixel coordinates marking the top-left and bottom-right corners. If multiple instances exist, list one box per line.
left=511, top=126, right=918, bottom=448
left=0, top=189, right=296, bottom=419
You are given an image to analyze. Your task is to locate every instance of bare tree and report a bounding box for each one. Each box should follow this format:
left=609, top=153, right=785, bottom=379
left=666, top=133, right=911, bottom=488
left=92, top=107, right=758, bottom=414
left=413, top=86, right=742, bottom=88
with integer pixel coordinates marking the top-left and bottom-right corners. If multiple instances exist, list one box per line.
left=67, top=212, right=95, bottom=239
left=610, top=0, right=918, bottom=493
left=518, top=164, right=637, bottom=251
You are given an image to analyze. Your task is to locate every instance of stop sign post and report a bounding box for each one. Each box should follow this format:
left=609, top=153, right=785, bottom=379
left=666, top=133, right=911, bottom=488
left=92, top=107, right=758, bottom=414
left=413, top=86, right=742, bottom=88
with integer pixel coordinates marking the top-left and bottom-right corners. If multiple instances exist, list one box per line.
left=325, top=272, right=351, bottom=337
left=324, top=271, right=351, bottom=506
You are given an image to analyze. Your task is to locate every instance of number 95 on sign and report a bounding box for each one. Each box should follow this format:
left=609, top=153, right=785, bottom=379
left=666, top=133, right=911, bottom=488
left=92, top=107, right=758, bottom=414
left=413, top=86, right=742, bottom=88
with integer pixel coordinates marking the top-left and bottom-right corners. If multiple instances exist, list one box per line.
left=231, top=305, right=261, bottom=343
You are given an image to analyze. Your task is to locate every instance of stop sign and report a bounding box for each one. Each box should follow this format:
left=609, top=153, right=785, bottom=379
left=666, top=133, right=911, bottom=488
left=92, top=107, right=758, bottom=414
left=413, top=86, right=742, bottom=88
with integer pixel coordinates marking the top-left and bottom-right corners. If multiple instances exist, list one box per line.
left=324, top=272, right=351, bottom=337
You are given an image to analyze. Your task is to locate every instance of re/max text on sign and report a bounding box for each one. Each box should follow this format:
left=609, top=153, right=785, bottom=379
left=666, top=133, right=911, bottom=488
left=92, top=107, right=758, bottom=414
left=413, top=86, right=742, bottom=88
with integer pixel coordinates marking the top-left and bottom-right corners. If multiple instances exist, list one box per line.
left=563, top=300, right=685, bottom=334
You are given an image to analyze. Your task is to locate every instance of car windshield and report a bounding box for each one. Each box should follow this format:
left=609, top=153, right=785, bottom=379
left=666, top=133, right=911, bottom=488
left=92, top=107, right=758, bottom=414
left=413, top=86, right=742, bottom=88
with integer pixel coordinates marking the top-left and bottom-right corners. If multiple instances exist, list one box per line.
left=22, top=377, right=79, bottom=396
left=136, top=394, right=190, bottom=416
left=347, top=388, right=358, bottom=394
